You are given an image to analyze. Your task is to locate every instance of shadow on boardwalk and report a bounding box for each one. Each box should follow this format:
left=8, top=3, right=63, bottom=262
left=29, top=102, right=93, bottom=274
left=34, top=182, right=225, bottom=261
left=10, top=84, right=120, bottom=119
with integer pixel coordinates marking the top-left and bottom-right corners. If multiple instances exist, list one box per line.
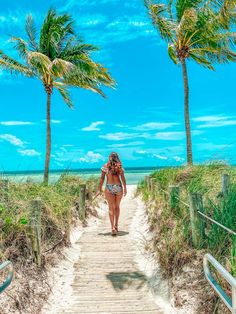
left=106, top=271, right=147, bottom=291
left=98, top=231, right=129, bottom=236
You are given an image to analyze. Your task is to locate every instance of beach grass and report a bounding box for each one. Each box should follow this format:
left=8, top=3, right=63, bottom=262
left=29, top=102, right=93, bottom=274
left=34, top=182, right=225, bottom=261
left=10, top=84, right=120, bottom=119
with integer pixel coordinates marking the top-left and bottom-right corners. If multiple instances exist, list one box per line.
left=138, top=162, right=236, bottom=312
left=0, top=174, right=99, bottom=263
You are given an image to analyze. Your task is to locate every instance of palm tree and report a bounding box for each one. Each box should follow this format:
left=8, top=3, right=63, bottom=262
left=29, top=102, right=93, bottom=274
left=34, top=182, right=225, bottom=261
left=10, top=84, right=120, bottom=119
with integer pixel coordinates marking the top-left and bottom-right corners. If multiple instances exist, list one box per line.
left=0, top=10, right=115, bottom=183
left=145, top=0, right=236, bottom=165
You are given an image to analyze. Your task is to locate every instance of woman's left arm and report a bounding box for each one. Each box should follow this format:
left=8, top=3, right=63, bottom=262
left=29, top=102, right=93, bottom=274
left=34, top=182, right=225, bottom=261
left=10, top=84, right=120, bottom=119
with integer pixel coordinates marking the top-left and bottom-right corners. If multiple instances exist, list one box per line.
left=120, top=170, right=127, bottom=196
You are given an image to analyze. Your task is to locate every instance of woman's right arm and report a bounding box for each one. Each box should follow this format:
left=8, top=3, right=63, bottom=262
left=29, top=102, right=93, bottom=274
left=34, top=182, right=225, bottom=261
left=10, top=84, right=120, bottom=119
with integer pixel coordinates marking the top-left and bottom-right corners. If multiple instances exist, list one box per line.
left=98, top=171, right=106, bottom=193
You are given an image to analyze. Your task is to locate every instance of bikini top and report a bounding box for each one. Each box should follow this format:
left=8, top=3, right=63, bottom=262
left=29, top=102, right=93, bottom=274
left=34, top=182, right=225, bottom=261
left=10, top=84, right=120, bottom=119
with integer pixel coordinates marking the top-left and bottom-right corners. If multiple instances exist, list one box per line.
left=101, top=164, right=124, bottom=175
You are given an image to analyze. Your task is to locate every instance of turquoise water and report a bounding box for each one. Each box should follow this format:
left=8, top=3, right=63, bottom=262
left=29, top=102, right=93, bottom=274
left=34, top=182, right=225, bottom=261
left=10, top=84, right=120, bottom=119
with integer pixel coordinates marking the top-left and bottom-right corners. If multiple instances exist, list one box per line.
left=2, top=167, right=159, bottom=185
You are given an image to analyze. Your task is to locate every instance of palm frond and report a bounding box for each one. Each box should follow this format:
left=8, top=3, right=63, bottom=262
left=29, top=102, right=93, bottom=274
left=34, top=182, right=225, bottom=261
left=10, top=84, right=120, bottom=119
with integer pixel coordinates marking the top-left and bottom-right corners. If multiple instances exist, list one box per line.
left=176, top=0, right=204, bottom=22
left=189, top=51, right=214, bottom=70
left=54, top=81, right=73, bottom=108
left=145, top=2, right=175, bottom=41
left=0, top=51, right=32, bottom=76
left=25, top=15, right=38, bottom=50
left=168, top=44, right=178, bottom=64
left=11, top=37, right=29, bottom=60
left=51, top=58, right=74, bottom=78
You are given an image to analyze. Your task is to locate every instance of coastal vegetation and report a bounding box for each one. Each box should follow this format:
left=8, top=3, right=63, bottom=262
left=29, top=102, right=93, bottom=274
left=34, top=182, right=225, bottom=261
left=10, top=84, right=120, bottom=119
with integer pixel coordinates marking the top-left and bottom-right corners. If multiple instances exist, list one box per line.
left=0, top=9, right=115, bottom=184
left=0, top=175, right=99, bottom=313
left=138, top=163, right=236, bottom=312
left=145, top=0, right=236, bottom=165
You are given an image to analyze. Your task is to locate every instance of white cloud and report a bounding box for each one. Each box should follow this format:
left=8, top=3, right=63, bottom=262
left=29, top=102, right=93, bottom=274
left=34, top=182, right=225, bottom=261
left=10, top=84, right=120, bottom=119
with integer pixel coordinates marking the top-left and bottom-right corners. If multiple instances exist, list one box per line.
left=99, top=132, right=138, bottom=141
left=0, top=121, right=34, bottom=126
left=196, top=143, right=233, bottom=151
left=51, top=120, right=62, bottom=124
left=80, top=14, right=107, bottom=26
left=154, top=132, right=185, bottom=140
left=108, top=141, right=143, bottom=148
left=42, top=119, right=62, bottom=124
left=82, top=121, right=105, bottom=131
left=18, top=149, right=41, bottom=157
left=173, top=156, right=184, bottom=162
left=79, top=151, right=105, bottom=163
left=0, top=134, right=24, bottom=147
left=115, top=124, right=128, bottom=128
left=53, top=147, right=105, bottom=164
left=136, top=150, right=148, bottom=155
left=133, top=122, right=179, bottom=131
left=153, top=154, right=168, bottom=160
left=193, top=115, right=236, bottom=128
left=154, top=130, right=202, bottom=140
left=192, top=115, right=229, bottom=122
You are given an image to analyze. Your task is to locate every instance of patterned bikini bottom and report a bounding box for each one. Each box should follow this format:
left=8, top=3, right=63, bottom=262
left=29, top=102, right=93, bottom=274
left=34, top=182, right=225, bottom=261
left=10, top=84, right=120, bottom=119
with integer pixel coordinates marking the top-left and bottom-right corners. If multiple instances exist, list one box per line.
left=106, top=184, right=122, bottom=195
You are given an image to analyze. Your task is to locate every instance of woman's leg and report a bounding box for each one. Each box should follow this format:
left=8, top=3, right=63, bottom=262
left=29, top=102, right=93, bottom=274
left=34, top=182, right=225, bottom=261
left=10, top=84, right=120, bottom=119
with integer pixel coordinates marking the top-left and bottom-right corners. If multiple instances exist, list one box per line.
left=105, top=189, right=116, bottom=231
left=114, top=192, right=123, bottom=230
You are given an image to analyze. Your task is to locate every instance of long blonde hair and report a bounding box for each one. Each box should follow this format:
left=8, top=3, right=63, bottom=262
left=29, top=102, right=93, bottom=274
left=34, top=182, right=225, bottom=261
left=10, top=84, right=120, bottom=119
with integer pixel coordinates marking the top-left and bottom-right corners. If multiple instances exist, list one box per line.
left=107, top=152, right=122, bottom=175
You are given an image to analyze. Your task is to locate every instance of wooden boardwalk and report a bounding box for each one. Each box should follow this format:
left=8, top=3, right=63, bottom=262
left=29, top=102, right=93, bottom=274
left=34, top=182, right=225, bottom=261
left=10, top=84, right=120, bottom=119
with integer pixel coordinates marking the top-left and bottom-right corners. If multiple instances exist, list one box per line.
left=62, top=186, right=163, bottom=314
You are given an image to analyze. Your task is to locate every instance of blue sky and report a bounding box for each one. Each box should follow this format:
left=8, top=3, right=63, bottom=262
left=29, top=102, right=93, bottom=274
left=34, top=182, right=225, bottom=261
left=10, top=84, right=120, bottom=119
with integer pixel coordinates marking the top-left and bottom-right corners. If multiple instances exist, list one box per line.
left=0, top=0, right=236, bottom=171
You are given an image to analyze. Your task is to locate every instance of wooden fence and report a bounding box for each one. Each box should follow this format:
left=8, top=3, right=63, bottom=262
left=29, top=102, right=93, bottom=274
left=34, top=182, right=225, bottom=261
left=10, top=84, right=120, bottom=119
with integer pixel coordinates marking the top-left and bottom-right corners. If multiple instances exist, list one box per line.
left=0, top=181, right=89, bottom=267
left=145, top=173, right=234, bottom=248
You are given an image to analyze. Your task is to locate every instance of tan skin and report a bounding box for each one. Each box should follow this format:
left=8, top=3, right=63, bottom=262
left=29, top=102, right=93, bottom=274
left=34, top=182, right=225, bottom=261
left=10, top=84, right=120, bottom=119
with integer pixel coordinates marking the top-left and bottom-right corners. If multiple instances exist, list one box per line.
left=98, top=158, right=127, bottom=235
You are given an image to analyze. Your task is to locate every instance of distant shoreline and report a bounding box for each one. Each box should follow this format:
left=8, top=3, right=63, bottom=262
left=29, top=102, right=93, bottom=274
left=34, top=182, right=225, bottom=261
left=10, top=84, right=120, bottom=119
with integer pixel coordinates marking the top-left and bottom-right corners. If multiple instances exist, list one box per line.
left=0, top=166, right=176, bottom=175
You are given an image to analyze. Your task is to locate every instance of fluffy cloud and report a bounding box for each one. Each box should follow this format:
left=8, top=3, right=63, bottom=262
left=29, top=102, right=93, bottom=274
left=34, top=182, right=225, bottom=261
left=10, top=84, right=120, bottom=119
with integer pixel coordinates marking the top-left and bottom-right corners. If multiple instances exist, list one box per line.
left=18, top=149, right=41, bottom=157
left=153, top=154, right=168, bottom=160
left=154, top=132, right=185, bottom=140
left=79, top=151, right=105, bottom=163
left=193, top=115, right=236, bottom=128
left=82, top=121, right=105, bottom=131
left=0, top=121, right=34, bottom=126
left=136, top=150, right=148, bottom=155
left=99, top=132, right=138, bottom=141
left=133, top=122, right=179, bottom=131
left=173, top=156, right=184, bottom=162
left=51, top=120, right=62, bottom=124
left=0, top=134, right=24, bottom=147
left=154, top=130, right=202, bottom=140
left=108, top=141, right=143, bottom=148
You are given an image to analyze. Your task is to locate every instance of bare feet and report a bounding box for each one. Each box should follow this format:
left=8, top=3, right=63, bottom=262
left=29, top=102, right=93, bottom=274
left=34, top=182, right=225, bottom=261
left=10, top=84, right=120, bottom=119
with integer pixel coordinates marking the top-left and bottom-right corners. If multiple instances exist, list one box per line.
left=111, top=228, right=117, bottom=236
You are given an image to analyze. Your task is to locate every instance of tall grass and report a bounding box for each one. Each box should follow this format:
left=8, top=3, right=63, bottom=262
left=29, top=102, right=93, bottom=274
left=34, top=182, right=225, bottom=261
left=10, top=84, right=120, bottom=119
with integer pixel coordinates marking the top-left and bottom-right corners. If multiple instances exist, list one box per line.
left=138, top=163, right=236, bottom=276
left=0, top=174, right=99, bottom=264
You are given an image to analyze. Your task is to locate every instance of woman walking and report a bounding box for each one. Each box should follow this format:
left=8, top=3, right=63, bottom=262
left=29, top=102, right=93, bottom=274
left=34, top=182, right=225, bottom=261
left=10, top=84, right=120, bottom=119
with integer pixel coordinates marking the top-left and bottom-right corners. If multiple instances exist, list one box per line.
left=98, top=152, right=127, bottom=236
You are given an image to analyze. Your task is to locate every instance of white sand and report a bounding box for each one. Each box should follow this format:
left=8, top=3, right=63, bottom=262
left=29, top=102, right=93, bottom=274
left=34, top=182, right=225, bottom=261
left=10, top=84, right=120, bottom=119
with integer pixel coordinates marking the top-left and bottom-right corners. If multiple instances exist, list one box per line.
left=42, top=185, right=189, bottom=314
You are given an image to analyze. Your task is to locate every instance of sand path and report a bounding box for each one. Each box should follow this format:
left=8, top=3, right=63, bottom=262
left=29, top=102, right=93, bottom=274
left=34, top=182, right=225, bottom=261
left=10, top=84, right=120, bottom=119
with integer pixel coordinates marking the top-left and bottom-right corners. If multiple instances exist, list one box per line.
left=43, top=186, right=164, bottom=314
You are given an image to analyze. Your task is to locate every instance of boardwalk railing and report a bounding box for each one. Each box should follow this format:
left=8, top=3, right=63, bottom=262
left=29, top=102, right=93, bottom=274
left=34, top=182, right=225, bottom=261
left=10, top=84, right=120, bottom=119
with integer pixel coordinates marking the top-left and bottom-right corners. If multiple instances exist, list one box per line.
left=0, top=261, right=13, bottom=293
left=145, top=173, right=236, bottom=313
left=204, top=254, right=236, bottom=314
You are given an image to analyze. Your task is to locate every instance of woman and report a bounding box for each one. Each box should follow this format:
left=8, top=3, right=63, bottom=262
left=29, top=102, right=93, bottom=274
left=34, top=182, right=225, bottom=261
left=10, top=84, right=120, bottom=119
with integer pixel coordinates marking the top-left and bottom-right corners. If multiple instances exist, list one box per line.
left=98, top=152, right=127, bottom=236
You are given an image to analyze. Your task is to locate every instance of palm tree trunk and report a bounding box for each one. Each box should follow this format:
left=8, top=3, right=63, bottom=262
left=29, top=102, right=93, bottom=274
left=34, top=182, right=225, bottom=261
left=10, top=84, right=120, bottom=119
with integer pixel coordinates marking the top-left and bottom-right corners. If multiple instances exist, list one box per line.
left=44, top=92, right=52, bottom=184
left=181, top=59, right=193, bottom=165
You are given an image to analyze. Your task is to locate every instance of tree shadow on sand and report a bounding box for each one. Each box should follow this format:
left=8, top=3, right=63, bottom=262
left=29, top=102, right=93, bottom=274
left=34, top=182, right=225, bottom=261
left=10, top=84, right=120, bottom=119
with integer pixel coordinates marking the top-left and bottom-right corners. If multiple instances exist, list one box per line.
left=98, top=231, right=129, bottom=236
left=106, top=271, right=147, bottom=291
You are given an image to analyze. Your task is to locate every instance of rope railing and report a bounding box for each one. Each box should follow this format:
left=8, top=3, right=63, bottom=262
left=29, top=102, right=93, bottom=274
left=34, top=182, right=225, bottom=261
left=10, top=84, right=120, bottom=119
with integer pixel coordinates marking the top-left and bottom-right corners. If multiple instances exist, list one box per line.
left=146, top=173, right=236, bottom=313
left=197, top=211, right=236, bottom=236
left=148, top=174, right=235, bottom=239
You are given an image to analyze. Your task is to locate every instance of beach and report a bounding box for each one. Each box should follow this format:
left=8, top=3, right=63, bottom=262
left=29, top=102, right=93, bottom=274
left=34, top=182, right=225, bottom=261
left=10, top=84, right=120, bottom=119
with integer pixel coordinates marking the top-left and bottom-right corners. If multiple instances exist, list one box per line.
left=2, top=167, right=159, bottom=185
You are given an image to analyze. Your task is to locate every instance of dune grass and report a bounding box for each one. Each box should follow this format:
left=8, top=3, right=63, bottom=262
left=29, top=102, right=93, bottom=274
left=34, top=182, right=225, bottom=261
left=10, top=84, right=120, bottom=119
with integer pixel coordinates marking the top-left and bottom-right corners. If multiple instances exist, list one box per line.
left=138, top=162, right=236, bottom=311
left=0, top=174, right=99, bottom=264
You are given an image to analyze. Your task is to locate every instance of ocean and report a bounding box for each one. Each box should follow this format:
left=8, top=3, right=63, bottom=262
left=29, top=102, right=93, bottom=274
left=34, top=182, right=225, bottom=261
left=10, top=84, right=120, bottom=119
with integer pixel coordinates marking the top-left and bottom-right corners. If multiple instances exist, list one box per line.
left=2, top=167, right=161, bottom=185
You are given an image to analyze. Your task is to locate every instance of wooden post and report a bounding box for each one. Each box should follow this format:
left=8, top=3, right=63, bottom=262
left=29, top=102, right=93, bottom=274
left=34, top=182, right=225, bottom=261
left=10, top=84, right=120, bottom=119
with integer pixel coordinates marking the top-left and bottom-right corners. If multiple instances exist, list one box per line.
left=169, top=185, right=180, bottom=211
left=150, top=178, right=156, bottom=198
left=30, top=198, right=42, bottom=267
left=79, top=184, right=86, bottom=221
left=146, top=177, right=151, bottom=192
left=222, top=174, right=230, bottom=197
left=189, top=193, right=205, bottom=248
left=0, top=179, right=9, bottom=202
